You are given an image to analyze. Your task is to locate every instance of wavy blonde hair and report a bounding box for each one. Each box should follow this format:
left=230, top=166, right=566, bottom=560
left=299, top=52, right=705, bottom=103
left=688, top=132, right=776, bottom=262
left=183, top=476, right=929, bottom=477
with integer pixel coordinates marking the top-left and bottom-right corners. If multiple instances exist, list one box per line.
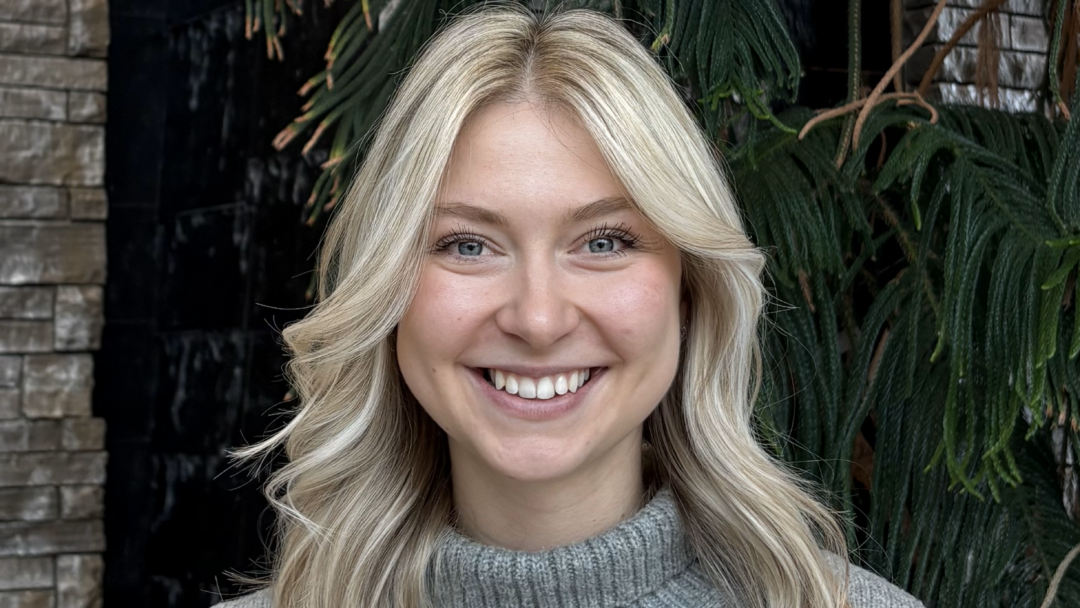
left=237, top=4, right=850, bottom=608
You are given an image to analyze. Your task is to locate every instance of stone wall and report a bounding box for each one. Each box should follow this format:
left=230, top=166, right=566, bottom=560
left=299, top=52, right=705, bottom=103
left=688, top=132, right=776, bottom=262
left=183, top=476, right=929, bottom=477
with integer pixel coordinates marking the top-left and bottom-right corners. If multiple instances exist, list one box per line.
left=905, top=0, right=1050, bottom=112
left=0, top=0, right=108, bottom=607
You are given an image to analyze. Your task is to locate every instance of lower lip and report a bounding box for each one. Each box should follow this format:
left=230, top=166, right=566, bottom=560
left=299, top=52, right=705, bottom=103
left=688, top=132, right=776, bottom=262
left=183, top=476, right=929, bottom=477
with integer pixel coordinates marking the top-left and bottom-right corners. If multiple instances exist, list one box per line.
left=469, top=367, right=605, bottom=422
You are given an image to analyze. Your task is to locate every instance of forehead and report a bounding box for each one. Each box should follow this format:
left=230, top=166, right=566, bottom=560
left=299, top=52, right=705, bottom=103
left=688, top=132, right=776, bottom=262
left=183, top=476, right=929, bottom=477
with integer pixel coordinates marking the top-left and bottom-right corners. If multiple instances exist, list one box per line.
left=436, top=101, right=626, bottom=217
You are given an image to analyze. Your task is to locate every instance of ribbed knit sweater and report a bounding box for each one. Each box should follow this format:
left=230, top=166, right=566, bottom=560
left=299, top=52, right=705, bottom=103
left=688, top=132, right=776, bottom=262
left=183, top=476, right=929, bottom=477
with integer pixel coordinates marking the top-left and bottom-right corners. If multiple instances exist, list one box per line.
left=213, top=489, right=924, bottom=607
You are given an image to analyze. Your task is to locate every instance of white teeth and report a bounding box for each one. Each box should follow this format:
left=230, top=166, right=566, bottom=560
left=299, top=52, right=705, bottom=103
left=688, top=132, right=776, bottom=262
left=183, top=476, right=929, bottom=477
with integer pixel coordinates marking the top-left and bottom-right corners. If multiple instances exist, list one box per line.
left=537, top=377, right=555, bottom=399
left=487, top=368, right=595, bottom=400
left=518, top=377, right=537, bottom=399
left=554, top=375, right=568, bottom=395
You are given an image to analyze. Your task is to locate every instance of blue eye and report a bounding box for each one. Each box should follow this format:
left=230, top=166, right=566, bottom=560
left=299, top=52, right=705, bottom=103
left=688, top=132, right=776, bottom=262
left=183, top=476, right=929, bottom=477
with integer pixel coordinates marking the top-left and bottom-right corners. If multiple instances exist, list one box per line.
left=588, top=238, right=616, bottom=253
left=457, top=241, right=484, bottom=256
left=581, top=223, right=642, bottom=257
left=432, top=227, right=490, bottom=261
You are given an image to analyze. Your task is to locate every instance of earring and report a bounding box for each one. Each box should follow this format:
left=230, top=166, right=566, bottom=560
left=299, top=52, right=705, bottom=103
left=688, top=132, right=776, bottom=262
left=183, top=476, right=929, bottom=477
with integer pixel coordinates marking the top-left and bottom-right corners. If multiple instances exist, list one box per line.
left=680, top=323, right=688, bottom=342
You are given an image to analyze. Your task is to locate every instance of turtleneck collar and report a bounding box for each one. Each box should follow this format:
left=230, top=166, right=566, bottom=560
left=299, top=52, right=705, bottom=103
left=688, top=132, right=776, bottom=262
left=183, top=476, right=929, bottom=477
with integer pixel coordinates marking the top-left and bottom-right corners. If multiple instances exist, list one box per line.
left=430, top=488, right=695, bottom=608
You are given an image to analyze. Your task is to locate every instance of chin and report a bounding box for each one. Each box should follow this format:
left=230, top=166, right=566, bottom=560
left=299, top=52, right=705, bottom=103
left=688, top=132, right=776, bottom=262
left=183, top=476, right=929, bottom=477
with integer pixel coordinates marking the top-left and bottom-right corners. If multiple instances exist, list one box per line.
left=482, top=435, right=594, bottom=482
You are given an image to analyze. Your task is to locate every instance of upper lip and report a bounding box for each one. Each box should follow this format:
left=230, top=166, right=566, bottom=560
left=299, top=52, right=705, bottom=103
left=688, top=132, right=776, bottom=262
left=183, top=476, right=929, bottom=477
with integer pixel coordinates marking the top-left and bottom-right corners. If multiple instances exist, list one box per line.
left=475, top=365, right=600, bottom=377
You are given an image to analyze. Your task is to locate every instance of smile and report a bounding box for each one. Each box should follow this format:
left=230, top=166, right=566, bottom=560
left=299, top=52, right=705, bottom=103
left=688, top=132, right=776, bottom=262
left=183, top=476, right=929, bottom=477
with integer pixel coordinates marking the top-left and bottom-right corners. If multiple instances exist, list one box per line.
left=483, top=368, right=595, bottom=400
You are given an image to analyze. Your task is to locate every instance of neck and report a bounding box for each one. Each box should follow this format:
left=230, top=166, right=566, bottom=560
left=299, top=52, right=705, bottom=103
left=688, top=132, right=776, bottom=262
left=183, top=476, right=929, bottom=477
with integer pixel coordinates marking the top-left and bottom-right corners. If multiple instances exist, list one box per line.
left=449, top=434, right=645, bottom=551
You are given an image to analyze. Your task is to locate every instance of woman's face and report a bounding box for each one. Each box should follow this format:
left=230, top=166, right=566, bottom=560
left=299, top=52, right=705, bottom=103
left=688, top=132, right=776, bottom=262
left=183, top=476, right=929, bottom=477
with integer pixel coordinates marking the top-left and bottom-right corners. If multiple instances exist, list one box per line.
left=397, top=101, right=684, bottom=484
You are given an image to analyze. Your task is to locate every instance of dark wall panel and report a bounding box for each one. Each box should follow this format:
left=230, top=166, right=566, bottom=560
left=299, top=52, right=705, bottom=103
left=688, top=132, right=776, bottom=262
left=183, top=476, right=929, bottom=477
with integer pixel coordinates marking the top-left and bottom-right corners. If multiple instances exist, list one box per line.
left=100, top=1, right=339, bottom=605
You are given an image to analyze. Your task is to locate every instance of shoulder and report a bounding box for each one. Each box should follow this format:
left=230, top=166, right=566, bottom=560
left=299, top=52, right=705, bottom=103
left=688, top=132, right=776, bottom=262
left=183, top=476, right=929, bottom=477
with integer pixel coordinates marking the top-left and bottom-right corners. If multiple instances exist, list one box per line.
left=211, top=587, right=272, bottom=608
left=824, top=553, right=925, bottom=608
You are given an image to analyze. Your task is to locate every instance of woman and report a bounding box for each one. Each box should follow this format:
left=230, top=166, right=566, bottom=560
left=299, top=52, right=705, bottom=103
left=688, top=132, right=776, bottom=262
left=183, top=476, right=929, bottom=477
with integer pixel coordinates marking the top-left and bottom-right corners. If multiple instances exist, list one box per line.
left=217, top=5, right=924, bottom=608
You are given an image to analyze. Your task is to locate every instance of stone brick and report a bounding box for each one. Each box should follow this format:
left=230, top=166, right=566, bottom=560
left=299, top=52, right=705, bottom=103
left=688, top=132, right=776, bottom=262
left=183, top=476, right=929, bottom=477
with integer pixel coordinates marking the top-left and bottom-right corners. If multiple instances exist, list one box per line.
left=0, top=0, right=67, bottom=24
left=0, top=122, right=103, bottom=186
left=57, top=487, right=101, bottom=520
left=1003, top=0, right=1045, bottom=17
left=67, top=0, right=108, bottom=58
left=65, top=190, right=105, bottom=221
left=0, top=88, right=66, bottom=122
left=0, top=55, right=105, bottom=91
left=0, top=557, right=52, bottom=590
left=1010, top=15, right=1049, bottom=52
left=0, top=488, right=57, bottom=521
left=996, top=86, right=1041, bottom=112
left=0, top=452, right=106, bottom=487
left=0, top=288, right=53, bottom=321
left=926, top=81, right=1041, bottom=112
left=59, top=419, right=103, bottom=451
left=55, top=555, right=101, bottom=608
left=0, top=23, right=66, bottom=55
left=53, top=287, right=102, bottom=352
left=22, top=355, right=93, bottom=419
left=909, top=7, right=995, bottom=46
left=907, top=0, right=1043, bottom=15
left=906, top=44, right=1042, bottom=89
left=0, top=590, right=54, bottom=608
left=0, top=420, right=60, bottom=452
left=0, top=187, right=68, bottom=220
left=0, top=521, right=104, bottom=556
left=0, top=224, right=106, bottom=285
left=64, top=95, right=104, bottom=126
left=0, top=390, right=17, bottom=420
left=0, top=322, right=52, bottom=355
left=1000, top=50, right=1047, bottom=89
left=0, top=358, right=18, bottom=388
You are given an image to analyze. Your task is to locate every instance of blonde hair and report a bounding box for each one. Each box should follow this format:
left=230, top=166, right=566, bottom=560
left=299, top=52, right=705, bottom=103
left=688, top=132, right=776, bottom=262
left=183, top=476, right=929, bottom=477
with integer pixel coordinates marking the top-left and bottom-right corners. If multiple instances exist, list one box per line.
left=237, top=5, right=850, bottom=608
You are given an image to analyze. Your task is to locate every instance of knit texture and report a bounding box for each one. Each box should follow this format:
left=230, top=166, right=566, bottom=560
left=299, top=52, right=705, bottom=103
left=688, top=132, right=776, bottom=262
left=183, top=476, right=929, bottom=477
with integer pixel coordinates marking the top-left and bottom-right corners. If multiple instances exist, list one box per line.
left=213, top=489, right=924, bottom=608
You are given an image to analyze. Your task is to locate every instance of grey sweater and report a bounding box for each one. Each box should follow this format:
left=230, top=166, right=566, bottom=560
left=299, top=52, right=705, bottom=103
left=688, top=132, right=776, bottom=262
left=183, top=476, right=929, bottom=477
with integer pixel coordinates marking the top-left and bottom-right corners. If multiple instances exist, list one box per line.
left=213, top=489, right=924, bottom=607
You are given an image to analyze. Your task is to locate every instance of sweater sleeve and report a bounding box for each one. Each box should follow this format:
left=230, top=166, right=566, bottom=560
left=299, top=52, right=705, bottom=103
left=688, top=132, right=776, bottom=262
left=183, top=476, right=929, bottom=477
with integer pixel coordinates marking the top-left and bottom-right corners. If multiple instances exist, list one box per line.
left=211, top=587, right=272, bottom=608
left=826, top=553, right=925, bottom=608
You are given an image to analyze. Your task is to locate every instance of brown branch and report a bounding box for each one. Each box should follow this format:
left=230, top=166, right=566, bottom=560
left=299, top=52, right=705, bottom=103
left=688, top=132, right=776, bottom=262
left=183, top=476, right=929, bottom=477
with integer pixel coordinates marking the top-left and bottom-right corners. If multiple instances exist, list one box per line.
left=891, top=0, right=905, bottom=93
left=800, top=97, right=871, bottom=140
left=916, top=0, right=1010, bottom=97
left=854, top=0, right=949, bottom=148
left=899, top=93, right=940, bottom=124
left=801, top=0, right=947, bottom=148
left=799, top=92, right=934, bottom=141
left=1040, top=541, right=1080, bottom=608
left=876, top=128, right=889, bottom=168
left=798, top=270, right=816, bottom=313
left=867, top=327, right=892, bottom=389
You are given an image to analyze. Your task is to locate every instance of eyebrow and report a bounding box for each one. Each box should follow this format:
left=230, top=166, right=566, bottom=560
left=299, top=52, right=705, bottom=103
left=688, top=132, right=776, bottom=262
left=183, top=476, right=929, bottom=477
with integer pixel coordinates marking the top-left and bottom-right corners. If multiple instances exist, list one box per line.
left=435, top=196, right=632, bottom=226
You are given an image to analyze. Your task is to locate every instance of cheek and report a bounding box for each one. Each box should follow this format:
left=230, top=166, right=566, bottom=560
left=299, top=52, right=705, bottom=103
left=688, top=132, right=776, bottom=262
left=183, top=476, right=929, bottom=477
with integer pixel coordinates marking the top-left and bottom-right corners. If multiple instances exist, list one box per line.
left=396, top=270, right=492, bottom=396
left=406, top=271, right=487, bottom=334
left=585, top=263, right=681, bottom=350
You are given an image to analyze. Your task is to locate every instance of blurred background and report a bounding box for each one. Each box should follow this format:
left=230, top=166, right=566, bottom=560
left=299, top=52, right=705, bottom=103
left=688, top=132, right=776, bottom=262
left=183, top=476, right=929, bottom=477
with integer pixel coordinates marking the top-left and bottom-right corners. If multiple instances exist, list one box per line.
left=1, top=0, right=1078, bottom=606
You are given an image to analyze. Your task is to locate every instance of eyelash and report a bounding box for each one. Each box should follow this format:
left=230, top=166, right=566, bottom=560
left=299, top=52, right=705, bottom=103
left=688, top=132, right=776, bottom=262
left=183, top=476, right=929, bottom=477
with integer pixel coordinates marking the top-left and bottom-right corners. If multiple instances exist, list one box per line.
left=432, top=222, right=643, bottom=261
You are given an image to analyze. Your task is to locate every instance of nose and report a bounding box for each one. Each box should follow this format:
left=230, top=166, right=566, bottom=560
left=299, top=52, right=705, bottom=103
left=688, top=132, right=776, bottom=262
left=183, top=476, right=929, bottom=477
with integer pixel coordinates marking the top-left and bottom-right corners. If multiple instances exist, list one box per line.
left=494, top=256, right=580, bottom=349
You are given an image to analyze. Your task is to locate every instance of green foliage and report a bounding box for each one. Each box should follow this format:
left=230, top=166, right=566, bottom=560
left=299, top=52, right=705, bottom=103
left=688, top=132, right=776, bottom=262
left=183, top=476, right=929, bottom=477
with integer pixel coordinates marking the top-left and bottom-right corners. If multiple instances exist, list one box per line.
left=246, top=0, right=1080, bottom=605
left=739, top=82, right=1080, bottom=608
left=638, top=0, right=802, bottom=134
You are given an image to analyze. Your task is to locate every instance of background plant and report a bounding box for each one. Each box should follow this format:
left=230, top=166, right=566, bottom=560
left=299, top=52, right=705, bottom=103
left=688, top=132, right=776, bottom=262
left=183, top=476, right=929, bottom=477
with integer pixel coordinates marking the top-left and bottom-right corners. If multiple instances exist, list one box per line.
left=246, top=0, right=1080, bottom=605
